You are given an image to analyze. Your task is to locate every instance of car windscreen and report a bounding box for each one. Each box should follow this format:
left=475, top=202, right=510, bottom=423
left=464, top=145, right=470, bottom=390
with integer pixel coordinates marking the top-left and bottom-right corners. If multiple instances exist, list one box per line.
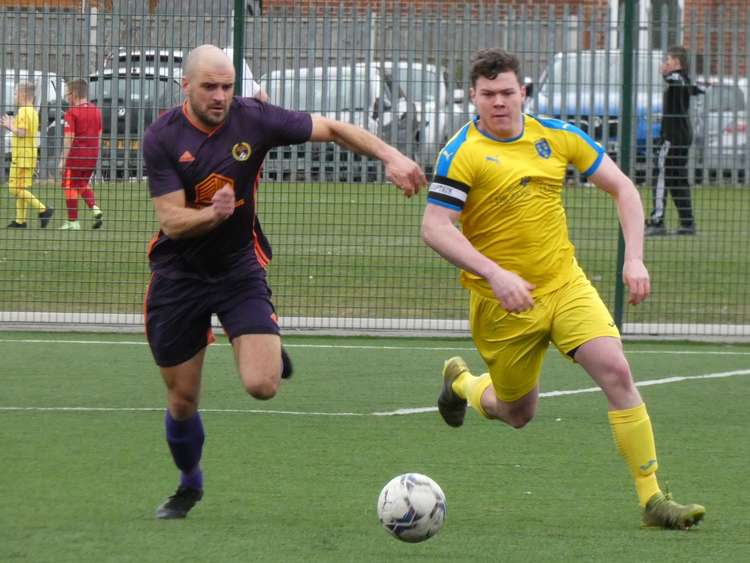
left=539, top=53, right=663, bottom=95
left=89, top=75, right=181, bottom=134
left=264, top=68, right=383, bottom=112
left=89, top=76, right=179, bottom=106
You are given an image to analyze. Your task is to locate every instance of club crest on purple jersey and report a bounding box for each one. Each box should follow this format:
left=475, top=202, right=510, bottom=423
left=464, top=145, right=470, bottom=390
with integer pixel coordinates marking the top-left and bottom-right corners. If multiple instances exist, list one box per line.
left=231, top=141, right=252, bottom=162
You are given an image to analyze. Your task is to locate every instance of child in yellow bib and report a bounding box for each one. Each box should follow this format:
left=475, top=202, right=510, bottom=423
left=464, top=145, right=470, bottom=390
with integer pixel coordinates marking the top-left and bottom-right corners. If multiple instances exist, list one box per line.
left=1, top=80, right=54, bottom=228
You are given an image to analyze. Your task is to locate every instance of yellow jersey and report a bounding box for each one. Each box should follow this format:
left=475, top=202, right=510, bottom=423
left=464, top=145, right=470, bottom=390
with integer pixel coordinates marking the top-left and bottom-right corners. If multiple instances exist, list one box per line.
left=11, top=104, right=39, bottom=168
left=427, top=113, right=604, bottom=298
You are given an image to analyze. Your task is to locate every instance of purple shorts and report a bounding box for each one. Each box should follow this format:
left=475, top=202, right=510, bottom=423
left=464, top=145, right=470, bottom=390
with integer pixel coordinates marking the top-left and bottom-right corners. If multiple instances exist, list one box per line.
left=145, top=271, right=280, bottom=367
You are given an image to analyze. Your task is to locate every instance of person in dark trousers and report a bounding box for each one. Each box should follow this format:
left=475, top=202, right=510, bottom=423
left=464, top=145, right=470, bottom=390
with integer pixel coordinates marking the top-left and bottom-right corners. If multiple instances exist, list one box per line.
left=646, top=46, right=703, bottom=236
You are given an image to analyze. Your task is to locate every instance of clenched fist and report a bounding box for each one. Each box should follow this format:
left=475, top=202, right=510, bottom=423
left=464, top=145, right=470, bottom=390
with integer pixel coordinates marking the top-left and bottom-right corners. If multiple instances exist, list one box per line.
left=211, top=184, right=236, bottom=221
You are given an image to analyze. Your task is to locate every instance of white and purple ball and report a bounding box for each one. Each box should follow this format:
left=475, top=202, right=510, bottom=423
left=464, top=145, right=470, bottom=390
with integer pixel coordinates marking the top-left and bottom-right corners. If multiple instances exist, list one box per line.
left=376, top=473, right=446, bottom=543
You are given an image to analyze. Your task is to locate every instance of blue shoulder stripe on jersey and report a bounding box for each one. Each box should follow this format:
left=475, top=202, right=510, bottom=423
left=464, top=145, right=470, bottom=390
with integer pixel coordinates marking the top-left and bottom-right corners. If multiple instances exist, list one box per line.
left=426, top=197, right=463, bottom=212
left=581, top=151, right=604, bottom=177
left=436, top=122, right=471, bottom=177
left=531, top=114, right=604, bottom=156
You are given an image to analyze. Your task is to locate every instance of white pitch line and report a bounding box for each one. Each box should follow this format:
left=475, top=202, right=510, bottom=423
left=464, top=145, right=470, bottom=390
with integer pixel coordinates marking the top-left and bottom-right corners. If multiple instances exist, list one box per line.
left=1, top=368, right=748, bottom=417
left=1, top=338, right=750, bottom=355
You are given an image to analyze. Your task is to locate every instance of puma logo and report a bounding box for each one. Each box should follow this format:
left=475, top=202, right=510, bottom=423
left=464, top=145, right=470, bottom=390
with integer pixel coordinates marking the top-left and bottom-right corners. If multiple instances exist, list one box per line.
left=639, top=459, right=657, bottom=472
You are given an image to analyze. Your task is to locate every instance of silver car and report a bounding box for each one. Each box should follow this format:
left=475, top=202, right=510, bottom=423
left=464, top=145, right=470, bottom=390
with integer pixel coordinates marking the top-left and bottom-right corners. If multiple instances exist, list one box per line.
left=261, top=63, right=418, bottom=181
left=694, top=76, right=748, bottom=179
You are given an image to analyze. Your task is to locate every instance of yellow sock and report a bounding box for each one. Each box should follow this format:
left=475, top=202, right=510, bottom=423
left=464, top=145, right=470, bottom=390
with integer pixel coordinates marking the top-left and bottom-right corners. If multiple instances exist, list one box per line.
left=608, top=403, right=662, bottom=506
left=14, top=189, right=44, bottom=223
left=452, top=371, right=493, bottom=419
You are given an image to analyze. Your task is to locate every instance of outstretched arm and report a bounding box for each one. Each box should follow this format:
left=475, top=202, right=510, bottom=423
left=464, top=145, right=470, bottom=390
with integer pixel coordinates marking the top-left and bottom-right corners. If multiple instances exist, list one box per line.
left=309, top=115, right=426, bottom=197
left=421, top=203, right=535, bottom=313
left=588, top=154, right=651, bottom=305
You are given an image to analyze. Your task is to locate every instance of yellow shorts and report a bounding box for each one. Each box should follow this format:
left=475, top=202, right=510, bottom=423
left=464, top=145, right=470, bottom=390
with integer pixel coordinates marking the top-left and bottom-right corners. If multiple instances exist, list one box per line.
left=469, top=267, right=620, bottom=402
left=8, top=165, right=34, bottom=190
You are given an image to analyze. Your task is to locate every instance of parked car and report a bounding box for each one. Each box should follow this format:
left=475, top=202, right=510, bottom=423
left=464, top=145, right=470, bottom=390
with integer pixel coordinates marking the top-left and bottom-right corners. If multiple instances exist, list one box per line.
left=260, top=63, right=418, bottom=181
left=378, top=61, right=471, bottom=170
left=91, top=69, right=182, bottom=177
left=693, top=76, right=747, bottom=179
left=1, top=69, right=65, bottom=178
left=529, top=50, right=665, bottom=157
left=69, top=48, right=261, bottom=178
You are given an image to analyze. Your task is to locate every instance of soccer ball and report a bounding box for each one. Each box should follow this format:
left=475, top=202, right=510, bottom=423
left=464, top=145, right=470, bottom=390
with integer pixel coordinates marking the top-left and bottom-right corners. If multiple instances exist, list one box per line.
left=376, top=473, right=446, bottom=543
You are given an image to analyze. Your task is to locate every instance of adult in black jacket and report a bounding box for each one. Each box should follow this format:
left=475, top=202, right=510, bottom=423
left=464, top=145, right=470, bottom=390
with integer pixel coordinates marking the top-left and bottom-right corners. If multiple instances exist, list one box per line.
left=646, top=46, right=702, bottom=236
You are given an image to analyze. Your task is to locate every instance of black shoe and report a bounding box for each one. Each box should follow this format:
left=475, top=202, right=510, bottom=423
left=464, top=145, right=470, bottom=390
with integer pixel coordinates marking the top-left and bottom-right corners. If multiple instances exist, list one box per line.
left=155, top=486, right=203, bottom=519
left=7, top=221, right=27, bottom=229
left=281, top=347, right=294, bottom=379
left=92, top=210, right=103, bottom=229
left=38, top=207, right=54, bottom=228
left=645, top=223, right=667, bottom=237
left=437, top=357, right=469, bottom=427
left=676, top=224, right=696, bottom=235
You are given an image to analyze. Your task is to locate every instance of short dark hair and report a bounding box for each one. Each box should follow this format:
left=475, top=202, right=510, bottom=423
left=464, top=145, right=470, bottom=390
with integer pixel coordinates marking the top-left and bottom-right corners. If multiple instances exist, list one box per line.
left=470, top=48, right=521, bottom=86
left=667, top=45, right=689, bottom=73
left=66, top=79, right=89, bottom=99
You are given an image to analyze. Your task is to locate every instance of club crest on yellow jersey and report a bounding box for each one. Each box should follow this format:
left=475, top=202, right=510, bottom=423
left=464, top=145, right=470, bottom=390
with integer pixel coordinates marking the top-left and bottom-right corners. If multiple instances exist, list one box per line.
left=534, top=138, right=552, bottom=159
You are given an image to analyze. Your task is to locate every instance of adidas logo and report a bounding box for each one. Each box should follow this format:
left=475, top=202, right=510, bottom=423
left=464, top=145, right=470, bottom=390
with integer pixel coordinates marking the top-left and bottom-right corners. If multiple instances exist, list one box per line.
left=179, top=150, right=195, bottom=163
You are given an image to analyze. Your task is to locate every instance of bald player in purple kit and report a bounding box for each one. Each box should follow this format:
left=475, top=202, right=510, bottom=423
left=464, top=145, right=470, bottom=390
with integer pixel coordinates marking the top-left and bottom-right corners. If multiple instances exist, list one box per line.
left=143, top=45, right=426, bottom=519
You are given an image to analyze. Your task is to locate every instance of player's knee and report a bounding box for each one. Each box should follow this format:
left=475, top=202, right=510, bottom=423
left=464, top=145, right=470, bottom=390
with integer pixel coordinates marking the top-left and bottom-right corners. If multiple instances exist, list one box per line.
left=605, top=358, right=636, bottom=391
left=168, top=393, right=199, bottom=419
left=242, top=375, right=279, bottom=400
left=497, top=402, right=535, bottom=429
left=507, top=411, right=534, bottom=429
left=598, top=358, right=640, bottom=406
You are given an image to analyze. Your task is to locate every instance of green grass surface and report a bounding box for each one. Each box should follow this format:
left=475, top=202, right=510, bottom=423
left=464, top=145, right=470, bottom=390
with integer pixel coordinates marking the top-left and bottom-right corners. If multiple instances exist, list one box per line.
left=1, top=180, right=748, bottom=326
left=1, top=333, right=749, bottom=562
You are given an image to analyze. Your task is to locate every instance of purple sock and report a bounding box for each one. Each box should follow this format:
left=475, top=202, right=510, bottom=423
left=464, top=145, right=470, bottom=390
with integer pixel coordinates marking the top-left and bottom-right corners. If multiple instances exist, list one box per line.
left=165, top=410, right=205, bottom=490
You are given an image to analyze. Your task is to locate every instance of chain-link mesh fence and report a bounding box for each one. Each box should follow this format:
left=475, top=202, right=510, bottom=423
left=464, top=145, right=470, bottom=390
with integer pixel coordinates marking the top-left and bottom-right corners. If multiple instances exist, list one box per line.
left=0, top=0, right=748, bottom=339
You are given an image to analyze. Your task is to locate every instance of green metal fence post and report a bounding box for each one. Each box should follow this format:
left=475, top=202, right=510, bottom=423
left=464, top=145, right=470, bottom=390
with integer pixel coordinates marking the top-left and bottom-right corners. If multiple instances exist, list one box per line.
left=614, top=0, right=637, bottom=330
left=233, top=0, right=245, bottom=95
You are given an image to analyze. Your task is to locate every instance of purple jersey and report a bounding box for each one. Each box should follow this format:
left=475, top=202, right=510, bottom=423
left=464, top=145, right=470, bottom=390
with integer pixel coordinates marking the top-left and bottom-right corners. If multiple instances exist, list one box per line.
left=143, top=97, right=312, bottom=280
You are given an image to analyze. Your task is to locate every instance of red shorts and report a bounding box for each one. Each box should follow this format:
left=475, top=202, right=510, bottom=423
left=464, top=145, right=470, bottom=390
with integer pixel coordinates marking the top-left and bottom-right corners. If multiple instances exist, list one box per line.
left=62, top=167, right=95, bottom=189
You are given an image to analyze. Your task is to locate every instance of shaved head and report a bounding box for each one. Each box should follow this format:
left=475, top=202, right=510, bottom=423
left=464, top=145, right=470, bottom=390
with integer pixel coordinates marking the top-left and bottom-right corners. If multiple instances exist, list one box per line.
left=184, top=44, right=234, bottom=79
left=182, top=44, right=236, bottom=128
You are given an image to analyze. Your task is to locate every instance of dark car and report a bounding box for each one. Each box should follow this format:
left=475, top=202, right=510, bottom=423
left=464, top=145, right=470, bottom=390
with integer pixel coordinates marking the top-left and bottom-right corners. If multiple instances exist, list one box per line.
left=88, top=65, right=182, bottom=178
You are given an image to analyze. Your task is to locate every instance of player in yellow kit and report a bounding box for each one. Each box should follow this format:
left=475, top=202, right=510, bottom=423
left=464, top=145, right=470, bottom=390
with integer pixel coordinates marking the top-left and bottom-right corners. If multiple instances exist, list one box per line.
left=1, top=80, right=54, bottom=228
left=421, top=48, right=704, bottom=530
